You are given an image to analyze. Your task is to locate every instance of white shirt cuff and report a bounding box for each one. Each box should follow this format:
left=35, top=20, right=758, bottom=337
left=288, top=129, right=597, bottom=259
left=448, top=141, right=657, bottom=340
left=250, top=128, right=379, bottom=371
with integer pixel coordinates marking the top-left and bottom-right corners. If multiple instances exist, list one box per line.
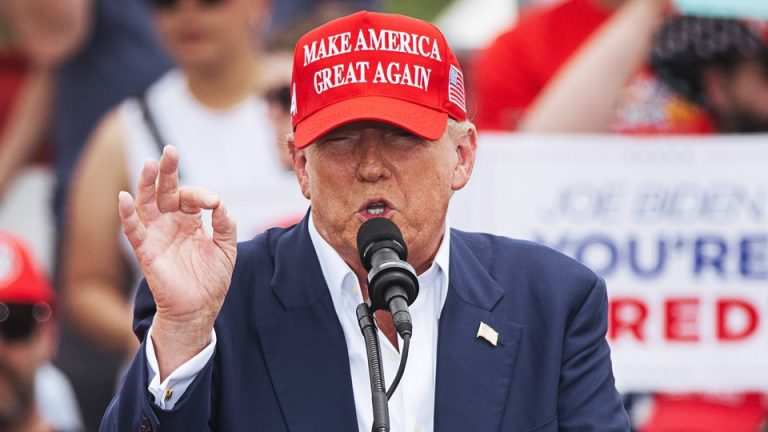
left=145, top=324, right=217, bottom=410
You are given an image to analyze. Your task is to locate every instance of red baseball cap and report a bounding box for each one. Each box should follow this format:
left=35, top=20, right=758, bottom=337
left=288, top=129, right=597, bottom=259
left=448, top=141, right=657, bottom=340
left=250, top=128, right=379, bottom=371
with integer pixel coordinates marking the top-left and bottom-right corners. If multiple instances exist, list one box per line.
left=290, top=11, right=467, bottom=148
left=0, top=232, right=54, bottom=305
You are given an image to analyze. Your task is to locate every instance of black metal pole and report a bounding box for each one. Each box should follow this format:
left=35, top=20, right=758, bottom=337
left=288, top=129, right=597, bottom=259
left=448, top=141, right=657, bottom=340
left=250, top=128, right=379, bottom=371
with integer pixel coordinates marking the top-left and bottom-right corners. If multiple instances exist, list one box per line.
left=356, top=303, right=390, bottom=432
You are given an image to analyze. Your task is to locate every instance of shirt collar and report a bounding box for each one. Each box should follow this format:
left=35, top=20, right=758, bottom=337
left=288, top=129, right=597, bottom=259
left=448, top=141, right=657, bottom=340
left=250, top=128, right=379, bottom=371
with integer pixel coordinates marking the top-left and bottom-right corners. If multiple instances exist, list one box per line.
left=308, top=214, right=356, bottom=301
left=308, top=214, right=451, bottom=315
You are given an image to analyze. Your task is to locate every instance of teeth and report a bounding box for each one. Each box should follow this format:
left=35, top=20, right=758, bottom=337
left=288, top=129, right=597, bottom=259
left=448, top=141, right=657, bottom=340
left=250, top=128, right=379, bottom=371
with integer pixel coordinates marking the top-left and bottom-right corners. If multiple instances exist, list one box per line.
left=366, top=201, right=387, bottom=215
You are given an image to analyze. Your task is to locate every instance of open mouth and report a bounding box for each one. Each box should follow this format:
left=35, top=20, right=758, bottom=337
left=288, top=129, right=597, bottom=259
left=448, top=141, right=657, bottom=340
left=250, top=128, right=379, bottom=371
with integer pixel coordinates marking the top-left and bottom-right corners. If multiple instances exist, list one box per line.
left=367, top=201, right=387, bottom=215
left=359, top=199, right=393, bottom=219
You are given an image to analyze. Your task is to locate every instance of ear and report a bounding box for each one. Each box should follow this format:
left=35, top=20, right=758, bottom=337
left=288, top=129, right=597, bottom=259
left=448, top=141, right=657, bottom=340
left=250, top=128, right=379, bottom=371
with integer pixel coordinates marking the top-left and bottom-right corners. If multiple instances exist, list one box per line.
left=451, top=124, right=478, bottom=191
left=289, top=135, right=311, bottom=199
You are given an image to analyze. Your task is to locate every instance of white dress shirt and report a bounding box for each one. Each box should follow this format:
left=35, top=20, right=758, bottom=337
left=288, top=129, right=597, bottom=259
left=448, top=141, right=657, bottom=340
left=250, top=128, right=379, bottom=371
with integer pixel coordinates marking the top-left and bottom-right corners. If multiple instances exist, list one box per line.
left=147, top=215, right=450, bottom=432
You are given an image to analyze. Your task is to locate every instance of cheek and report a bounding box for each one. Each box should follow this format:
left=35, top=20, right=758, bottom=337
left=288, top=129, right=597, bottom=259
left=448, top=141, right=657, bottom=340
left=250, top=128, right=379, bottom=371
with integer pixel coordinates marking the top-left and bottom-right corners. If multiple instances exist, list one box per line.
left=211, top=4, right=254, bottom=42
left=398, top=164, right=453, bottom=227
left=212, top=18, right=243, bottom=43
left=305, top=162, right=352, bottom=213
left=156, top=16, right=176, bottom=45
left=752, top=85, right=768, bottom=114
left=1, top=348, right=37, bottom=380
left=733, top=73, right=768, bottom=111
left=413, top=157, right=455, bottom=199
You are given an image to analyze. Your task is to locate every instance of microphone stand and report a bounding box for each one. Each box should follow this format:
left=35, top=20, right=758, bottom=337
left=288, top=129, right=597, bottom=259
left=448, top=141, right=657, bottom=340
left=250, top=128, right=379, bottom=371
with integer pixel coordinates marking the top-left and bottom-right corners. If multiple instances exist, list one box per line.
left=355, top=218, right=418, bottom=432
left=356, top=303, right=390, bottom=432
left=357, top=302, right=413, bottom=432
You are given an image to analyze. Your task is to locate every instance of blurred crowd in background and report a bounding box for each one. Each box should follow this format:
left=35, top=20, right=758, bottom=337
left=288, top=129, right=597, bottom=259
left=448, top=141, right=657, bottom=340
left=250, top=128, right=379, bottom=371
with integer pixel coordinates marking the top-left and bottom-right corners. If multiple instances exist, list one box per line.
left=1, top=0, right=767, bottom=431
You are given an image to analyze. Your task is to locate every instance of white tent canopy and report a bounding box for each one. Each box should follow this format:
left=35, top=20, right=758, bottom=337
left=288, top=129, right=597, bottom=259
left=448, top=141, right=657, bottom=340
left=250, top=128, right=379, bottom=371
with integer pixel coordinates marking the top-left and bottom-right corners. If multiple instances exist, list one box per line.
left=434, top=0, right=519, bottom=51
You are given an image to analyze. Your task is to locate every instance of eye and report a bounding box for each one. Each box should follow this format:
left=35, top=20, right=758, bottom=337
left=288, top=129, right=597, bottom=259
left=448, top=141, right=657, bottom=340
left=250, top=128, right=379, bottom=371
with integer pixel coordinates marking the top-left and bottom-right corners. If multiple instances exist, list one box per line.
left=317, top=132, right=357, bottom=154
left=386, top=127, right=424, bottom=150
left=324, top=134, right=350, bottom=142
left=388, top=127, right=417, bottom=138
left=395, top=129, right=414, bottom=136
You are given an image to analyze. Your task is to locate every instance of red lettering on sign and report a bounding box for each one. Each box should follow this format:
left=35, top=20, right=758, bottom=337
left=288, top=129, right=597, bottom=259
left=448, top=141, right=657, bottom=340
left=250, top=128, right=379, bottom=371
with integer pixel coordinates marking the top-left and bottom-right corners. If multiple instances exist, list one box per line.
left=717, top=299, right=759, bottom=341
left=665, top=298, right=700, bottom=342
left=609, top=298, right=648, bottom=341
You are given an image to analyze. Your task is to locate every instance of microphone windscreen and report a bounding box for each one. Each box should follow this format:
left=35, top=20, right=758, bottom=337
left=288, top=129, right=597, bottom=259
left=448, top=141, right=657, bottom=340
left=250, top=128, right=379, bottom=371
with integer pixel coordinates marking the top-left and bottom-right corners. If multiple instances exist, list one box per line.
left=356, top=218, right=407, bottom=269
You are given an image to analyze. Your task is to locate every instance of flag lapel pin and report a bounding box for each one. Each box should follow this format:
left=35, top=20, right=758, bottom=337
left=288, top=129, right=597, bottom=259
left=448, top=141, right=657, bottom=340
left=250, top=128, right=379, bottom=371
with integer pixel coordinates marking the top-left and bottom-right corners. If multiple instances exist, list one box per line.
left=477, top=321, right=499, bottom=347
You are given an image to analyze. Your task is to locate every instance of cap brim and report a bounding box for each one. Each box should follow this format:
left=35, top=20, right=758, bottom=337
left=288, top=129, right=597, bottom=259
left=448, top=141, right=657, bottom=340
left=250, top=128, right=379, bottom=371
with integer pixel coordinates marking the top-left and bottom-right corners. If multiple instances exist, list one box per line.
left=293, top=96, right=448, bottom=148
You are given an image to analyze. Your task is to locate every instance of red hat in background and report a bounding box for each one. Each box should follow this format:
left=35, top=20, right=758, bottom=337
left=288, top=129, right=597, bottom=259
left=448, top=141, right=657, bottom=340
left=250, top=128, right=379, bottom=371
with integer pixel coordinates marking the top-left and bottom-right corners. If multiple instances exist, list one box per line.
left=290, top=11, right=467, bottom=148
left=0, top=231, right=54, bottom=305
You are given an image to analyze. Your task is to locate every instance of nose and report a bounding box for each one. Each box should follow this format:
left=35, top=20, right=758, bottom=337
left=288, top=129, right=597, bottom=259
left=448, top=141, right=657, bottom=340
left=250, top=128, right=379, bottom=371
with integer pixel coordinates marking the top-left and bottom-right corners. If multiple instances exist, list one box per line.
left=355, top=131, right=391, bottom=183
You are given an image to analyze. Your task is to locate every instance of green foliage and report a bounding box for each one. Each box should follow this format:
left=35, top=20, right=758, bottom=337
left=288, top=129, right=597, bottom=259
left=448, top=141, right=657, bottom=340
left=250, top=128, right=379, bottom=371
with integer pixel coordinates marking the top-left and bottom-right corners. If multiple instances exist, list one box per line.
left=384, top=0, right=454, bottom=21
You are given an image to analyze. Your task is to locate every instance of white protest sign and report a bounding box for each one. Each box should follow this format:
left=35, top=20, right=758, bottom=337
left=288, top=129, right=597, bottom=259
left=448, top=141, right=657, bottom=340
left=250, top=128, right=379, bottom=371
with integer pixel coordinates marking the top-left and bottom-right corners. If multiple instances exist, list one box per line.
left=450, top=133, right=768, bottom=392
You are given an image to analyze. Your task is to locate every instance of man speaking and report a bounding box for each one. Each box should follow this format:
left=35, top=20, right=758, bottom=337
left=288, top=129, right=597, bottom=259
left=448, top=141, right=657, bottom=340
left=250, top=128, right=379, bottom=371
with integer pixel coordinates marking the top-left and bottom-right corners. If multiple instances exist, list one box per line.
left=100, top=11, right=629, bottom=432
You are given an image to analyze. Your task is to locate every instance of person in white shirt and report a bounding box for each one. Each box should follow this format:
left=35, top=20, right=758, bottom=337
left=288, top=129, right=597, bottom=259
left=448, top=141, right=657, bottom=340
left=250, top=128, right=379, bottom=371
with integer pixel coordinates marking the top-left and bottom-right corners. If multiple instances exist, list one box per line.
left=60, top=0, right=299, bottom=395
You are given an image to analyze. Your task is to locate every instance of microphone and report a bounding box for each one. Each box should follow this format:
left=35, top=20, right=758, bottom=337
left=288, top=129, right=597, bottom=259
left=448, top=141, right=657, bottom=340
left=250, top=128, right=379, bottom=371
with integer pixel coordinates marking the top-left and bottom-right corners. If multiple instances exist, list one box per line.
left=356, top=218, right=419, bottom=338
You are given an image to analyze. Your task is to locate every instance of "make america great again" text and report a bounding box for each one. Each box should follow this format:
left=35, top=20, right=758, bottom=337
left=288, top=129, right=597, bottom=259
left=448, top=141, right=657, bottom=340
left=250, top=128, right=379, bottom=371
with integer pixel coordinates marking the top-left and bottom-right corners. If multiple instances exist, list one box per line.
left=303, top=28, right=443, bottom=95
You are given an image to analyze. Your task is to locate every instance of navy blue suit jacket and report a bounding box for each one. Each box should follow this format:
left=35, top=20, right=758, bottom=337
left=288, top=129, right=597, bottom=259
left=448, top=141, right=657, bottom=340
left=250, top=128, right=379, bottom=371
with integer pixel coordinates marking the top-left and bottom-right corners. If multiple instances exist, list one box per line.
left=101, top=216, right=629, bottom=431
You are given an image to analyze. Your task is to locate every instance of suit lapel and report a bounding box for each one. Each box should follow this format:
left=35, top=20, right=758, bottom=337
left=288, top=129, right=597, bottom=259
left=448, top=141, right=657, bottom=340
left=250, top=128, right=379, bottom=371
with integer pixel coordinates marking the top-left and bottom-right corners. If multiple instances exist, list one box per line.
left=257, top=216, right=358, bottom=431
left=435, top=232, right=523, bottom=432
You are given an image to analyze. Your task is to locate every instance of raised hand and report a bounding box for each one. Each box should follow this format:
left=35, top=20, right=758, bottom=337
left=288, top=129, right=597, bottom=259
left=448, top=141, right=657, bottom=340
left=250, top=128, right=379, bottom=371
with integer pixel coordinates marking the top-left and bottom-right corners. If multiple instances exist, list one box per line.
left=118, top=146, right=237, bottom=378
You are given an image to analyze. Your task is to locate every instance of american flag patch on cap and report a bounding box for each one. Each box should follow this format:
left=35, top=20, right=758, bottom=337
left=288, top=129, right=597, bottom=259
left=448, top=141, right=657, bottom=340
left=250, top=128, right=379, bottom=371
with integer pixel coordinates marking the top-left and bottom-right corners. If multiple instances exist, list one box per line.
left=447, top=65, right=466, bottom=113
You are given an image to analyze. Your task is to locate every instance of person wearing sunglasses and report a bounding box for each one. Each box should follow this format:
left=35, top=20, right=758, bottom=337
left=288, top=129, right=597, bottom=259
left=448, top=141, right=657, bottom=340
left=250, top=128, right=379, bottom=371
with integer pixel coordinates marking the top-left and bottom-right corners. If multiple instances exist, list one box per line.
left=0, top=231, right=83, bottom=432
left=0, top=0, right=172, bottom=429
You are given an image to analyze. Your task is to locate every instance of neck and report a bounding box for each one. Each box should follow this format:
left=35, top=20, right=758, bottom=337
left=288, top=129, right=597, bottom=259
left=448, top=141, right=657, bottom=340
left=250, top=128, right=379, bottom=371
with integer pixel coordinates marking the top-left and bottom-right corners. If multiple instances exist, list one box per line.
left=185, top=49, right=262, bottom=110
